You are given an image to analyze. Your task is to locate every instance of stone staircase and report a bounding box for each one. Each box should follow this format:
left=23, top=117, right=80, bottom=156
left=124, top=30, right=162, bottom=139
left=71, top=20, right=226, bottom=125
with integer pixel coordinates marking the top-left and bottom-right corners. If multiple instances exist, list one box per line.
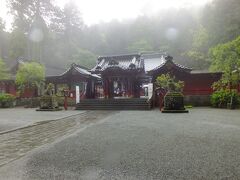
left=76, top=98, right=152, bottom=110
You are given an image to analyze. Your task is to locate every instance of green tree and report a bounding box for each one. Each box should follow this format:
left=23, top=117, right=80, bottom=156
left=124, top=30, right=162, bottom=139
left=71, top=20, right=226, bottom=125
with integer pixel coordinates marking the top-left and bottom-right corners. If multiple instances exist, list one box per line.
left=7, top=0, right=59, bottom=62
left=8, top=0, right=59, bottom=31
left=185, top=26, right=210, bottom=69
left=202, top=0, right=240, bottom=45
left=210, top=36, right=240, bottom=92
left=0, top=59, right=10, bottom=80
left=15, top=62, right=45, bottom=93
left=209, top=36, right=240, bottom=73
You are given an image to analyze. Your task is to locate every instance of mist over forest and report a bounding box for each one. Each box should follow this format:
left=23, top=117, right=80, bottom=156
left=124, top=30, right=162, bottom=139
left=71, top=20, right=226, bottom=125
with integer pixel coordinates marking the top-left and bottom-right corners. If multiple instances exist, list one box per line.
left=0, top=0, right=240, bottom=71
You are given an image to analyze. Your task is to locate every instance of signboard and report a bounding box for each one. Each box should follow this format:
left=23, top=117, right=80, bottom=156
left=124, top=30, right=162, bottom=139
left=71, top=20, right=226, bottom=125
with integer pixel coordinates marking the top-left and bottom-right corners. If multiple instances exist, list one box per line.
left=148, top=83, right=153, bottom=99
left=76, top=86, right=80, bottom=104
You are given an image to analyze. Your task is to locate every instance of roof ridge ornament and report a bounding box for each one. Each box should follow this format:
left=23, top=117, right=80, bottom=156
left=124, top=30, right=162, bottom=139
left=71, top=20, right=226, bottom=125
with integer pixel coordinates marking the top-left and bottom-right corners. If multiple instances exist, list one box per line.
left=71, top=63, right=77, bottom=67
left=129, top=56, right=137, bottom=69
left=165, top=55, right=173, bottom=61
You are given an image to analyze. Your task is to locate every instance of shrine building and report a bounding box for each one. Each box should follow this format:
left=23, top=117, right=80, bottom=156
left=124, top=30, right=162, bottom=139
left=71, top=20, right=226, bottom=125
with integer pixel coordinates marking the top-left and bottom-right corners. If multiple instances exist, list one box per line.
left=1, top=52, right=228, bottom=108
left=89, top=53, right=223, bottom=107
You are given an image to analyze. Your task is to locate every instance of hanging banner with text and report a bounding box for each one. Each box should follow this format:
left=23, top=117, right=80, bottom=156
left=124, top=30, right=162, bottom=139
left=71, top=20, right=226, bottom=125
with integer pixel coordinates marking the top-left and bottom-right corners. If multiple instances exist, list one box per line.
left=148, top=83, right=153, bottom=99
left=76, top=86, right=80, bottom=104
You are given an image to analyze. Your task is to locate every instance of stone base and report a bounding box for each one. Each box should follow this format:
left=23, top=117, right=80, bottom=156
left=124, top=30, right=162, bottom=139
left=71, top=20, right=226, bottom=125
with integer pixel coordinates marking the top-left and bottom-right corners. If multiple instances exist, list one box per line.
left=161, top=109, right=189, bottom=113
left=36, top=108, right=62, bottom=111
left=184, top=95, right=211, bottom=106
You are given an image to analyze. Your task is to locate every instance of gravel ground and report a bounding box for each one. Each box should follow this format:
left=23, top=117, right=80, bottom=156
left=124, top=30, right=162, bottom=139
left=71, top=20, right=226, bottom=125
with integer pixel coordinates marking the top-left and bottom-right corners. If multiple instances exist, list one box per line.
left=0, top=108, right=240, bottom=179
left=0, top=107, right=84, bottom=133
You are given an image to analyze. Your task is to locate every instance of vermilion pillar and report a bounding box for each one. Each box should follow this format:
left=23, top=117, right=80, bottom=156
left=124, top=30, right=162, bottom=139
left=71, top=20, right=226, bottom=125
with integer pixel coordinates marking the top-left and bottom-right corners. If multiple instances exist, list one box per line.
left=104, top=78, right=109, bottom=99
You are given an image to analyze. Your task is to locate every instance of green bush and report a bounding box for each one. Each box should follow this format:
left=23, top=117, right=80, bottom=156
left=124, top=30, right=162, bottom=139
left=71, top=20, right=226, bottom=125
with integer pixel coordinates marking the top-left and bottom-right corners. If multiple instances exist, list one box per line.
left=0, top=93, right=16, bottom=108
left=211, top=89, right=240, bottom=108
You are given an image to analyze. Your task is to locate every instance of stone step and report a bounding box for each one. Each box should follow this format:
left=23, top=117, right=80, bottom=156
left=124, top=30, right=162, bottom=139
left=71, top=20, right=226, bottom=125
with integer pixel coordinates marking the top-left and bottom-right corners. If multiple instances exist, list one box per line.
left=76, top=98, right=152, bottom=110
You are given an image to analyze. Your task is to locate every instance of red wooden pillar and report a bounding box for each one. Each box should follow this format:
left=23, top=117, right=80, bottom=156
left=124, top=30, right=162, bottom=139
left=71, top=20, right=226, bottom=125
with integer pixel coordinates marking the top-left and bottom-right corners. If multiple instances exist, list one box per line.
left=104, top=78, right=109, bottom=99
left=127, top=78, right=132, bottom=97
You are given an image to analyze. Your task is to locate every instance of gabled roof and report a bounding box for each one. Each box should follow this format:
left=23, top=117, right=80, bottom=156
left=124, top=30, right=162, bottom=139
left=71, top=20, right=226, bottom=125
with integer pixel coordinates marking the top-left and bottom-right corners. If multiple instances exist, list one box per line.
left=91, top=53, right=191, bottom=75
left=141, top=53, right=167, bottom=72
left=60, top=63, right=101, bottom=79
left=91, top=54, right=144, bottom=73
left=147, top=55, right=192, bottom=74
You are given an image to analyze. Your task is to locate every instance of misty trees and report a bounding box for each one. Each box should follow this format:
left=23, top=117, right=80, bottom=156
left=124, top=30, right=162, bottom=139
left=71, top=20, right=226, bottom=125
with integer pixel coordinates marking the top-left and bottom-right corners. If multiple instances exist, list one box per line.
left=7, top=0, right=59, bottom=62
left=185, top=26, right=210, bottom=69
left=70, top=49, right=96, bottom=68
left=9, top=29, right=27, bottom=61
left=0, top=0, right=240, bottom=72
left=0, top=59, right=10, bottom=80
left=59, top=1, right=84, bottom=65
left=202, top=0, right=240, bottom=45
left=128, top=39, right=153, bottom=53
left=0, top=18, right=5, bottom=58
left=8, top=0, right=59, bottom=31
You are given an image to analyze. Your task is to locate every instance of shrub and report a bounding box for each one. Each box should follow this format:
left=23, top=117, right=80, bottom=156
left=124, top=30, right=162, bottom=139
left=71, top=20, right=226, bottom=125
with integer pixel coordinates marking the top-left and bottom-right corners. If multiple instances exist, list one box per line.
left=0, top=93, right=16, bottom=108
left=156, top=73, right=184, bottom=92
left=211, top=89, right=240, bottom=108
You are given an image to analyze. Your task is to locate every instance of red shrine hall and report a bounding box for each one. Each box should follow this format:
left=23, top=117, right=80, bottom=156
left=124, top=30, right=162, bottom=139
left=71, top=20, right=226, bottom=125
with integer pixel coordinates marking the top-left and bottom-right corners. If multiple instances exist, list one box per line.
left=90, top=53, right=223, bottom=105
left=1, top=53, right=229, bottom=106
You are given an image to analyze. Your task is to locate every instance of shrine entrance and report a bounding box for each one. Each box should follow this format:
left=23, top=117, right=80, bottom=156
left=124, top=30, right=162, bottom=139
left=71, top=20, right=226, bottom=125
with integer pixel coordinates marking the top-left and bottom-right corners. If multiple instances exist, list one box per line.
left=103, top=76, right=139, bottom=99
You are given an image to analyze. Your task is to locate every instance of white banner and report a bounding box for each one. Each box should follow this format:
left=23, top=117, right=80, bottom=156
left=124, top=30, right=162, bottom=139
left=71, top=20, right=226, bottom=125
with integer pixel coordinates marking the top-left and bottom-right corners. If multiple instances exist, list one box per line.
left=76, top=86, right=80, bottom=104
left=148, top=83, right=153, bottom=99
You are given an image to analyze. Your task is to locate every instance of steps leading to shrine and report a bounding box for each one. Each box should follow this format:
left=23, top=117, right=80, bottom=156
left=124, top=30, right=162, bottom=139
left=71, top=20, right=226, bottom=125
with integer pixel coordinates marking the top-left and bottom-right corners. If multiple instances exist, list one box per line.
left=76, top=98, right=152, bottom=110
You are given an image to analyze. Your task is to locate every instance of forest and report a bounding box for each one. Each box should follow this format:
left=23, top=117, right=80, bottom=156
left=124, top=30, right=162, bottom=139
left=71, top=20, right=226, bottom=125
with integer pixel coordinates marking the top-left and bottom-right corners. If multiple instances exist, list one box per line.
left=0, top=0, right=240, bottom=72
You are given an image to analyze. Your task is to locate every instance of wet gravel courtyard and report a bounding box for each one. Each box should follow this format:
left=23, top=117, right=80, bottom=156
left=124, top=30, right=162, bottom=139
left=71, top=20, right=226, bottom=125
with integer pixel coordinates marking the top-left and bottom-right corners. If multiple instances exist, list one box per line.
left=0, top=108, right=240, bottom=179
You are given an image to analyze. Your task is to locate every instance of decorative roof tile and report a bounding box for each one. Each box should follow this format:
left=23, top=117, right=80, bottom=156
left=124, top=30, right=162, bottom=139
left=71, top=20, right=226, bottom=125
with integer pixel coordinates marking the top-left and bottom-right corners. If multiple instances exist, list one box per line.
left=91, top=53, right=192, bottom=74
left=91, top=54, right=143, bottom=72
left=148, top=55, right=192, bottom=73
left=60, top=63, right=101, bottom=79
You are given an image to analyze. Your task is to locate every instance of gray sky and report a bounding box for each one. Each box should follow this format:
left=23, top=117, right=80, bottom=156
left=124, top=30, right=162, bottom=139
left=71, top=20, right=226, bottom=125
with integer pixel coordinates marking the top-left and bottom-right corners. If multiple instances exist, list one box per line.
left=0, top=0, right=212, bottom=28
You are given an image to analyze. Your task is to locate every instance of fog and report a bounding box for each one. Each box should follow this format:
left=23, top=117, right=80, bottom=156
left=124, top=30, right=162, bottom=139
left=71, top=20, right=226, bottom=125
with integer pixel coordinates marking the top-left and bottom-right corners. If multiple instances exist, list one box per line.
left=0, top=0, right=239, bottom=71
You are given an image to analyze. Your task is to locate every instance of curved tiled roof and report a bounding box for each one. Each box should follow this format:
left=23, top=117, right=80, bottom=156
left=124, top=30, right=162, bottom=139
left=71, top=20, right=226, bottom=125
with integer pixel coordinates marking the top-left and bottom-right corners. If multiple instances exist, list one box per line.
left=141, top=53, right=166, bottom=72
left=148, top=55, right=192, bottom=73
left=91, top=54, right=143, bottom=72
left=61, top=63, right=101, bottom=79
left=91, top=53, right=191, bottom=74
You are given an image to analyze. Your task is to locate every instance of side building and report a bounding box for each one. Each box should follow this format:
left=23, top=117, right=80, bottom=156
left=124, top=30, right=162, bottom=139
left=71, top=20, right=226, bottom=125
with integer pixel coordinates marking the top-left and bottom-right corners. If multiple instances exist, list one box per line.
left=0, top=60, right=100, bottom=100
